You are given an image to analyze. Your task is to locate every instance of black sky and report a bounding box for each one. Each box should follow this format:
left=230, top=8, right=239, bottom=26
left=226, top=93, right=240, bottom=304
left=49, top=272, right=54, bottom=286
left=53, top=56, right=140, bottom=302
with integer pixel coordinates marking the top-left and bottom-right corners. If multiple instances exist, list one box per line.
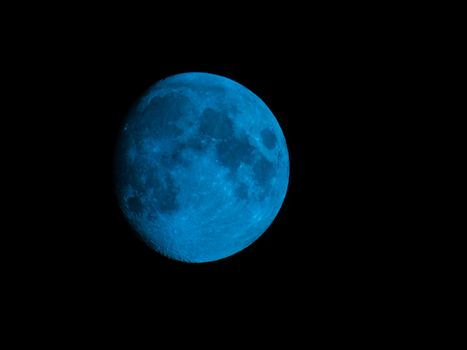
left=5, top=14, right=419, bottom=338
left=44, top=54, right=398, bottom=301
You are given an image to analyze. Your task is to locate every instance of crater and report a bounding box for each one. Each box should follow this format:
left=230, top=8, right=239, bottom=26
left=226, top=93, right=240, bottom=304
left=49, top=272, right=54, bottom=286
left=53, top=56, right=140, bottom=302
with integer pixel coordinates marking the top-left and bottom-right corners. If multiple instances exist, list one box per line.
left=157, top=175, right=180, bottom=212
left=260, top=128, right=277, bottom=150
left=117, top=140, right=182, bottom=215
left=144, top=169, right=180, bottom=213
left=160, top=143, right=190, bottom=168
left=199, top=108, right=234, bottom=140
left=216, top=134, right=255, bottom=173
left=137, top=92, right=188, bottom=138
left=235, top=182, right=249, bottom=200
left=252, top=155, right=274, bottom=187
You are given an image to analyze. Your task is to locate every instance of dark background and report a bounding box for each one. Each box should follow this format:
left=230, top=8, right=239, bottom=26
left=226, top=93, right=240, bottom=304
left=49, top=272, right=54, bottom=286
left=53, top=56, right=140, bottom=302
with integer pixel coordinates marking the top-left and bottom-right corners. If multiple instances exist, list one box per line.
left=5, top=11, right=423, bottom=340
left=47, top=54, right=398, bottom=305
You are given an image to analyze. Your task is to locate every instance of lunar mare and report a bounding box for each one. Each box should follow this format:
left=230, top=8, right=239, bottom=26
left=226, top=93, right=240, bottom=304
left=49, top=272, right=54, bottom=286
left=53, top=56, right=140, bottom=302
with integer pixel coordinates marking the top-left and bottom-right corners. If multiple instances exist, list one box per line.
left=115, top=72, right=289, bottom=263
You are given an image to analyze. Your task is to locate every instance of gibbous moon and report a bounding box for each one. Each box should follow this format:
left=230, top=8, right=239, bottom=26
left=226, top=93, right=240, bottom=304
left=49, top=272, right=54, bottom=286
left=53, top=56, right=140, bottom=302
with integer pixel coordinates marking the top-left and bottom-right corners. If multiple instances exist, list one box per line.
left=115, top=72, right=289, bottom=263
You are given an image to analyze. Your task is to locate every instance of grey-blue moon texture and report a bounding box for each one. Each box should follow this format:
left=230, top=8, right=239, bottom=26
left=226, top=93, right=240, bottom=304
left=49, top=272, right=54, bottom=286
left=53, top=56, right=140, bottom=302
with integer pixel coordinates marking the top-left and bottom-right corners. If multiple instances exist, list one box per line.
left=115, top=72, right=289, bottom=263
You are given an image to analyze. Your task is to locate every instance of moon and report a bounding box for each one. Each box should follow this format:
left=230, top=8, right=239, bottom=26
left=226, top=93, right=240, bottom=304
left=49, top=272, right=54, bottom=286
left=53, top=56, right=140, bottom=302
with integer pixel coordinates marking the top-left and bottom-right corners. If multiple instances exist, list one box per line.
left=115, top=72, right=289, bottom=263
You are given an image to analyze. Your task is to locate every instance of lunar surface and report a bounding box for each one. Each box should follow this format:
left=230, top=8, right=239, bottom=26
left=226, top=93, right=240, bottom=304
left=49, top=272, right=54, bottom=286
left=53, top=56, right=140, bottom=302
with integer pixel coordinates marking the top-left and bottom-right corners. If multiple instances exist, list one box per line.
left=115, top=72, right=289, bottom=263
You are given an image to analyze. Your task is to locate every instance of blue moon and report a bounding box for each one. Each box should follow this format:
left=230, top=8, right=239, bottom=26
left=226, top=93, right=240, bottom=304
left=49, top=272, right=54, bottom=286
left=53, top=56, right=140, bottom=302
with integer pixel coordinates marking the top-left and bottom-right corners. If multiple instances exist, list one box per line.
left=115, top=72, right=289, bottom=263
